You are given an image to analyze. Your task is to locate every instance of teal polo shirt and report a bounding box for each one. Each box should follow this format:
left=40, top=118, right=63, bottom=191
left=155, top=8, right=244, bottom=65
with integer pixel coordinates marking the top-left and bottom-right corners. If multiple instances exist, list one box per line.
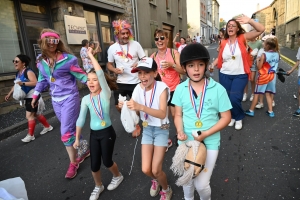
left=172, top=78, right=232, bottom=150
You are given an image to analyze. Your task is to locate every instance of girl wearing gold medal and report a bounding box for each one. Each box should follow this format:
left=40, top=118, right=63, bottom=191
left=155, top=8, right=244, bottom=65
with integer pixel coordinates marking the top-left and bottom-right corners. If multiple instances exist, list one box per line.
left=74, top=48, right=123, bottom=200
left=119, top=57, right=172, bottom=199
left=172, top=43, right=232, bottom=200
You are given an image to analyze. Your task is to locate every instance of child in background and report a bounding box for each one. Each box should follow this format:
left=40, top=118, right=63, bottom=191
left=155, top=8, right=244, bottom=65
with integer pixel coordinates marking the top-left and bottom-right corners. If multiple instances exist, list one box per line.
left=245, top=37, right=280, bottom=117
left=287, top=47, right=300, bottom=116
left=172, top=43, right=232, bottom=199
left=74, top=47, right=123, bottom=200
left=119, top=57, right=172, bottom=200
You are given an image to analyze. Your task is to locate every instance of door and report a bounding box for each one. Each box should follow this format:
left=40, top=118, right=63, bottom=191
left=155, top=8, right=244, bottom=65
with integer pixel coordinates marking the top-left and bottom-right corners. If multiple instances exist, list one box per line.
left=162, top=24, right=174, bottom=48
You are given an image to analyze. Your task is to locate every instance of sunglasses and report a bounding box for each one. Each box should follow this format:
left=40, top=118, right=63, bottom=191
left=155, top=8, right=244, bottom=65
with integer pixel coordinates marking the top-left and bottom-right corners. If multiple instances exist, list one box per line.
left=12, top=60, right=20, bottom=63
left=154, top=36, right=165, bottom=41
left=46, top=38, right=60, bottom=44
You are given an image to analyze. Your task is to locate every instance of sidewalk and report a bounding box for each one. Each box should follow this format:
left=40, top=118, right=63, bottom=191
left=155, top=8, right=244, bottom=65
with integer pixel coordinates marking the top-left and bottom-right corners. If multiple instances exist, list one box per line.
left=0, top=87, right=89, bottom=141
left=279, top=46, right=299, bottom=66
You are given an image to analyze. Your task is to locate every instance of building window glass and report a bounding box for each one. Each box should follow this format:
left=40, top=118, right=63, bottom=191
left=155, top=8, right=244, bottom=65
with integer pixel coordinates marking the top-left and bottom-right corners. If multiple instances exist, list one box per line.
left=100, top=14, right=109, bottom=22
left=21, top=3, right=46, bottom=14
left=84, top=10, right=100, bottom=59
left=0, top=0, right=23, bottom=73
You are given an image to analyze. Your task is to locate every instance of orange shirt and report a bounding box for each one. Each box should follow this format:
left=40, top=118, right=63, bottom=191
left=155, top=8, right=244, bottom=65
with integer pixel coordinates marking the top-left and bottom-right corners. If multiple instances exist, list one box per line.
left=151, top=48, right=180, bottom=91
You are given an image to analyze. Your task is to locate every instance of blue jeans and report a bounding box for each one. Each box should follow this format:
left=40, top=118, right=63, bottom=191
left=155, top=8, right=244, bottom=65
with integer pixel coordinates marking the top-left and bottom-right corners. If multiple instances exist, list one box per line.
left=219, top=72, right=248, bottom=121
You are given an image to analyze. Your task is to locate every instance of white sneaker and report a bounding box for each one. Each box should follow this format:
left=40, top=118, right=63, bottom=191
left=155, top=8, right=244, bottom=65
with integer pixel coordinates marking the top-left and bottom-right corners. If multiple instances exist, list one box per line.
left=255, top=102, right=264, bottom=109
left=249, top=94, right=254, bottom=101
left=107, top=173, right=124, bottom=190
left=40, top=125, right=53, bottom=135
left=21, top=134, right=35, bottom=142
left=272, top=100, right=275, bottom=107
left=242, top=93, right=247, bottom=102
left=89, top=185, right=104, bottom=200
left=235, top=120, right=242, bottom=130
left=228, top=119, right=235, bottom=126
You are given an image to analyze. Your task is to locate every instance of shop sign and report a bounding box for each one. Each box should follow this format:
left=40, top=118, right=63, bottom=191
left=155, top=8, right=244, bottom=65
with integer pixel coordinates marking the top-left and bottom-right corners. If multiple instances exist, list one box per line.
left=64, top=15, right=88, bottom=44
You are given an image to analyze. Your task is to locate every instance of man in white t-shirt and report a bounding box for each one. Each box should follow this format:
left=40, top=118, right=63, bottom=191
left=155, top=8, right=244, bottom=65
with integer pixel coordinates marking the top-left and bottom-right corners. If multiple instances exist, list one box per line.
left=80, top=39, right=93, bottom=72
left=107, top=20, right=145, bottom=113
left=196, top=33, right=201, bottom=43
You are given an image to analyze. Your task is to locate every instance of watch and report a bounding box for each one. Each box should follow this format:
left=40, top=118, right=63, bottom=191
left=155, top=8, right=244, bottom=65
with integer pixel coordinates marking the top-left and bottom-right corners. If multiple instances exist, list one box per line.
left=22, top=82, right=25, bottom=86
left=172, top=64, right=176, bottom=69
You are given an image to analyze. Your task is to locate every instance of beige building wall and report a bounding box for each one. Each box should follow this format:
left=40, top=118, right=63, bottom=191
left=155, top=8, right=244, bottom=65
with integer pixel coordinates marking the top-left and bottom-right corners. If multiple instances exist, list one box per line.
left=186, top=0, right=201, bottom=40
left=212, top=0, right=220, bottom=34
left=285, top=0, right=300, bottom=49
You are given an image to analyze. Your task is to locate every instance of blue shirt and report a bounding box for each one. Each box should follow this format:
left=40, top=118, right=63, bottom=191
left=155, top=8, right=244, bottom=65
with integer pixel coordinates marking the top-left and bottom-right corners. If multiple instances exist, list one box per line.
left=76, top=70, right=112, bottom=130
left=264, top=51, right=279, bottom=72
left=171, top=78, right=232, bottom=150
left=16, top=69, right=35, bottom=94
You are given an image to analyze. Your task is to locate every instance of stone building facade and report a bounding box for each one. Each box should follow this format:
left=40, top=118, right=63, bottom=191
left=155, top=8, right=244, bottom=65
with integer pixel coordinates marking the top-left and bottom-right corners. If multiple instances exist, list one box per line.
left=0, top=0, right=187, bottom=108
left=252, top=0, right=300, bottom=49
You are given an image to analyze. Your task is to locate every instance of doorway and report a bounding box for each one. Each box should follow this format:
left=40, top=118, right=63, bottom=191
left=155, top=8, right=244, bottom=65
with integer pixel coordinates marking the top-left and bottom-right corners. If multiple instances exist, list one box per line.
left=162, top=24, right=174, bottom=48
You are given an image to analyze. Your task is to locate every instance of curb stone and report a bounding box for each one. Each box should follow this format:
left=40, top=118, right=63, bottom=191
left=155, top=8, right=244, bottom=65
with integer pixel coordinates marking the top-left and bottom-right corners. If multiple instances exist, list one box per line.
left=280, top=54, right=296, bottom=67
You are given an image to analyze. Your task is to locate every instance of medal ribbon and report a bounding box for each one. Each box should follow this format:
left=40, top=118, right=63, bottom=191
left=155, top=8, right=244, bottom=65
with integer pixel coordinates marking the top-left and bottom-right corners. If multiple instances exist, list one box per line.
left=90, top=94, right=104, bottom=120
left=228, top=39, right=237, bottom=56
left=118, top=42, right=130, bottom=59
left=143, top=81, right=157, bottom=120
left=189, top=78, right=207, bottom=120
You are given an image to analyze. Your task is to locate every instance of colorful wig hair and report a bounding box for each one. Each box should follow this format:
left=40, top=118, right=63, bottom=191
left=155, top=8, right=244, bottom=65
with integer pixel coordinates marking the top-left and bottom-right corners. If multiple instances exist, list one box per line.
left=112, top=19, right=134, bottom=42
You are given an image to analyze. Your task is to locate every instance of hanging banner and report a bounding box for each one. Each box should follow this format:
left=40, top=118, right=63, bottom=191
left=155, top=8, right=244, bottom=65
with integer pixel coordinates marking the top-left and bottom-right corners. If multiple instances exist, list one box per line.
left=64, top=15, right=88, bottom=44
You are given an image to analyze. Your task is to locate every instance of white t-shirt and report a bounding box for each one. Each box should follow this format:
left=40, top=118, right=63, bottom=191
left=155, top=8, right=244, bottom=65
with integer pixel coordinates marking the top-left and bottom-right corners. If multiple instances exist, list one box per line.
left=257, top=48, right=265, bottom=58
left=220, top=43, right=245, bottom=75
left=296, top=47, right=300, bottom=76
left=178, top=44, right=187, bottom=53
left=196, top=36, right=201, bottom=43
left=108, top=40, right=145, bottom=84
left=132, top=81, right=170, bottom=127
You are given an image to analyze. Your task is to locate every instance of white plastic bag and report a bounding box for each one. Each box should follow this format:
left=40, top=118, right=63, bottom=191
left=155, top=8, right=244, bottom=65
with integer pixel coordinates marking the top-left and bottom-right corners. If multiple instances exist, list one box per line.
left=12, top=79, right=26, bottom=101
left=0, top=177, right=28, bottom=200
left=36, top=96, right=45, bottom=115
left=119, top=95, right=139, bottom=133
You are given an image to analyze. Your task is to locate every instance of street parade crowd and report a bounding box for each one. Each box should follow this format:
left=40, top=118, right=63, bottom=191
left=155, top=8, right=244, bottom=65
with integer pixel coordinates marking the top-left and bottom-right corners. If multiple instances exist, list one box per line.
left=4, top=13, right=300, bottom=200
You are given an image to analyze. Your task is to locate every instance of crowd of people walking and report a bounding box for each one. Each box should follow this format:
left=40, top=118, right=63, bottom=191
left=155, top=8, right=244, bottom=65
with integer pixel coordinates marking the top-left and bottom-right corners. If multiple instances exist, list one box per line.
left=4, top=12, right=300, bottom=200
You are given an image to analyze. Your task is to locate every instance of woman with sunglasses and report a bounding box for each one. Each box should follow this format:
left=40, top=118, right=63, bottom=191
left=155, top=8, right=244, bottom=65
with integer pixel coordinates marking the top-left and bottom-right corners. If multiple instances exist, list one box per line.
left=31, top=28, right=90, bottom=179
left=5, top=54, right=53, bottom=142
left=151, top=29, right=185, bottom=152
left=211, top=14, right=264, bottom=130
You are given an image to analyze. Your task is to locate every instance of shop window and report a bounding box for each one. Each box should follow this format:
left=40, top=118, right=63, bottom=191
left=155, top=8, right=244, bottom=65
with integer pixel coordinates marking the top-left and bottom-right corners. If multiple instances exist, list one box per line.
left=101, top=27, right=111, bottom=43
left=100, top=15, right=109, bottom=23
left=84, top=10, right=100, bottom=60
left=21, top=3, right=46, bottom=14
left=0, top=0, right=24, bottom=73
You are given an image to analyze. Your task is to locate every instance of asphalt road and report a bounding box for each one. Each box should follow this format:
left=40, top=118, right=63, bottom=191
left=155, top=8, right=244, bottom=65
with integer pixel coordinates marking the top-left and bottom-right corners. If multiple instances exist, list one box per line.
left=1, top=43, right=300, bottom=200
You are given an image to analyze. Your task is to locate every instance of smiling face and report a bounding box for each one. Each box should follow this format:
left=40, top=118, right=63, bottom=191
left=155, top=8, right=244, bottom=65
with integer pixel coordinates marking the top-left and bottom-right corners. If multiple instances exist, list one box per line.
left=155, top=33, right=168, bottom=50
left=226, top=21, right=239, bottom=37
left=13, top=57, right=25, bottom=71
left=45, top=36, right=59, bottom=53
left=180, top=37, right=186, bottom=44
left=118, top=29, right=130, bottom=45
left=137, top=70, right=157, bottom=90
left=184, top=60, right=206, bottom=82
left=87, top=73, right=101, bottom=94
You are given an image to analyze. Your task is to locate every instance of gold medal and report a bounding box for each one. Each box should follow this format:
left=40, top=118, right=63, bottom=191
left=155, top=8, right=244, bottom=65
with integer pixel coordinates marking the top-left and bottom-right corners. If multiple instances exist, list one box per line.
left=142, top=121, right=148, bottom=127
left=195, top=120, right=202, bottom=128
left=101, top=120, right=106, bottom=126
left=51, top=77, right=56, bottom=82
left=124, top=58, right=129, bottom=62
left=232, top=56, right=235, bottom=60
left=161, top=71, right=165, bottom=76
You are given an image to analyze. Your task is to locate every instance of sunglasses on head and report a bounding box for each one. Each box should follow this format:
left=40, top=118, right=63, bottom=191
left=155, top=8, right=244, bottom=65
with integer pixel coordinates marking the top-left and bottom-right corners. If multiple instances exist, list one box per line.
left=12, top=60, right=19, bottom=63
left=154, top=36, right=165, bottom=41
left=46, top=38, right=60, bottom=44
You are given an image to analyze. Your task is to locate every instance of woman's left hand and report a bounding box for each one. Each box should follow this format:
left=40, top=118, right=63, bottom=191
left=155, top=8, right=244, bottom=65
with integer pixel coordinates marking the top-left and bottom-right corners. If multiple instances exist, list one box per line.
left=236, top=14, right=251, bottom=24
left=17, top=82, right=23, bottom=86
left=127, top=99, right=141, bottom=111
left=161, top=61, right=172, bottom=69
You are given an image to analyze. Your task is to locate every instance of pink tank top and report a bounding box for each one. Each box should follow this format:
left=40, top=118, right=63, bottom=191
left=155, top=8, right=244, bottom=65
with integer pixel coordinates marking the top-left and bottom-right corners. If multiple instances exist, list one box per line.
left=152, top=48, right=180, bottom=91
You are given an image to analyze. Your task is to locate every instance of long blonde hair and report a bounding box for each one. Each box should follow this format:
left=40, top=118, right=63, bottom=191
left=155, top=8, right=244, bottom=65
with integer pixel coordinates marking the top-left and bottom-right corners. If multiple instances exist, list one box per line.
left=38, top=28, right=71, bottom=60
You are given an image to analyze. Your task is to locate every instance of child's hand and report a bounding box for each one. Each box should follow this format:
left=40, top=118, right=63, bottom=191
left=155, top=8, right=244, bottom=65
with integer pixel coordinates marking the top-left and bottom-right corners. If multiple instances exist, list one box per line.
left=193, top=130, right=206, bottom=142
left=118, top=101, right=124, bottom=109
left=177, top=131, right=187, bottom=141
left=73, top=140, right=80, bottom=149
left=127, top=99, right=141, bottom=111
left=287, top=70, right=293, bottom=75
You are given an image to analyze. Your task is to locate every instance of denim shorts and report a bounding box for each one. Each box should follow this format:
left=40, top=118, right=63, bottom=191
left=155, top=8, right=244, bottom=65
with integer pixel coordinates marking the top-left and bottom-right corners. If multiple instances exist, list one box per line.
left=298, top=76, right=300, bottom=86
left=141, top=125, right=169, bottom=147
left=250, top=64, right=257, bottom=72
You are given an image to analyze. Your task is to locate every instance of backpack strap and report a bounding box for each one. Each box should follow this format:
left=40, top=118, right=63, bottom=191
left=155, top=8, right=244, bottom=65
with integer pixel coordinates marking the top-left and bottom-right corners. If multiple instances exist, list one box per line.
left=171, top=49, right=176, bottom=64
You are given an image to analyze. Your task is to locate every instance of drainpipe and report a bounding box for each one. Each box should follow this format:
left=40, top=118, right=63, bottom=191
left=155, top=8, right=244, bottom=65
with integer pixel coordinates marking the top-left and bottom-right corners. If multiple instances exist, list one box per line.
left=131, top=0, right=139, bottom=42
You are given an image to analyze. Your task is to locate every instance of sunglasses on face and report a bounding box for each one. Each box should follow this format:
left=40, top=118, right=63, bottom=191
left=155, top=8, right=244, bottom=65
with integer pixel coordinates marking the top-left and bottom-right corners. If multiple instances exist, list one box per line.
left=46, top=38, right=60, bottom=44
left=12, top=60, right=19, bottom=63
left=227, top=24, right=237, bottom=28
left=154, top=36, right=165, bottom=41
